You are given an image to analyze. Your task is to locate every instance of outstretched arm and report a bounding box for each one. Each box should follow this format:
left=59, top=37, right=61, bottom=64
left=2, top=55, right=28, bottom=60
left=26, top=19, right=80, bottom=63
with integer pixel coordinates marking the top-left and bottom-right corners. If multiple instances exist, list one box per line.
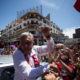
left=59, top=60, right=74, bottom=76
left=33, top=27, right=54, bottom=56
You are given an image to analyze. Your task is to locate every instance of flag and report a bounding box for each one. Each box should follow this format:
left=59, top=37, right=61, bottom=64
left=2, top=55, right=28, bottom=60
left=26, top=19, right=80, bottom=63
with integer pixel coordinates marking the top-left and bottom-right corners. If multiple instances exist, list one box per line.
left=74, top=0, right=80, bottom=12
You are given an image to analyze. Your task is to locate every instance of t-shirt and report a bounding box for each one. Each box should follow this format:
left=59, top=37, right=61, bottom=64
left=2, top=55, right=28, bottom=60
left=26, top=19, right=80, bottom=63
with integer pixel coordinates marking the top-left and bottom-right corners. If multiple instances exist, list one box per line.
left=55, top=62, right=75, bottom=80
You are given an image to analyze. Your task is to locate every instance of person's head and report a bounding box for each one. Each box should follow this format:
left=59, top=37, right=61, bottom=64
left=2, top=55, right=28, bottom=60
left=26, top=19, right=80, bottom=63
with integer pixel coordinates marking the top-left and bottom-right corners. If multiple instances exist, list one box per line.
left=61, top=54, right=69, bottom=64
left=20, top=32, right=34, bottom=55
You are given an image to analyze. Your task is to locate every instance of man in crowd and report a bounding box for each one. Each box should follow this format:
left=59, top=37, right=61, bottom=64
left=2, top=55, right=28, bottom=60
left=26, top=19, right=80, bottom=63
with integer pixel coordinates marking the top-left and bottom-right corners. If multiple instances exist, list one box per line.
left=13, top=27, right=55, bottom=80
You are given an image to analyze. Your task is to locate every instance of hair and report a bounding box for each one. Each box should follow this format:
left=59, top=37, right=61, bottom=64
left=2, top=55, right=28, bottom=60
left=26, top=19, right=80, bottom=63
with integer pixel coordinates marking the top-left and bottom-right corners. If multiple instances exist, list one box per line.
left=20, top=32, right=33, bottom=42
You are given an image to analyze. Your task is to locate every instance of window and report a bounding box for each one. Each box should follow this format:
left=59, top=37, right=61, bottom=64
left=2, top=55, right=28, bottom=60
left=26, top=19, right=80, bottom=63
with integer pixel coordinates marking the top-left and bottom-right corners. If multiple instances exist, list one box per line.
left=31, top=14, right=34, bottom=18
left=19, top=25, right=22, bottom=28
left=29, top=31, right=36, bottom=34
left=24, top=17, right=27, bottom=20
left=39, top=23, right=42, bottom=26
left=23, top=23, right=27, bottom=26
left=31, top=20, right=34, bottom=24
left=14, top=29, right=16, bottom=31
left=27, top=21, right=29, bottom=24
left=37, top=16, right=40, bottom=19
left=36, top=21, right=38, bottom=24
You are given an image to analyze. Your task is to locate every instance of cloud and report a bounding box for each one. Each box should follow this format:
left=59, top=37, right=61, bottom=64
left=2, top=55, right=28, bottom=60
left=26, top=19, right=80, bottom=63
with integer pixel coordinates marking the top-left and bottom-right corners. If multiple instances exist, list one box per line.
left=39, top=0, right=57, bottom=8
left=63, top=27, right=76, bottom=38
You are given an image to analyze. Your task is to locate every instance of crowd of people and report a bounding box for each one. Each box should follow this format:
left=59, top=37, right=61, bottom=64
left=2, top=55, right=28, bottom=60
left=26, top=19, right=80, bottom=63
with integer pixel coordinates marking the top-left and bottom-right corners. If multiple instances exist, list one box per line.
left=0, top=45, right=16, bottom=55
left=42, top=43, right=80, bottom=80
left=0, top=27, right=80, bottom=80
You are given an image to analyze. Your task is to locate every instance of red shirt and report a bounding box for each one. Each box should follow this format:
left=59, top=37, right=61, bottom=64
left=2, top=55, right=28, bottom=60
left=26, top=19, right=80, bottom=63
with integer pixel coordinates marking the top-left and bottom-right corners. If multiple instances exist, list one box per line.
left=55, top=62, right=75, bottom=80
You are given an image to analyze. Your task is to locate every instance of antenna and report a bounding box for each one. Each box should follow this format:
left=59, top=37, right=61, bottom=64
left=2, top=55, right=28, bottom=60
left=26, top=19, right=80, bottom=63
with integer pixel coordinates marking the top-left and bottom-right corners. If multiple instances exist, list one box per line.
left=40, top=5, right=42, bottom=15
left=16, top=5, right=43, bottom=19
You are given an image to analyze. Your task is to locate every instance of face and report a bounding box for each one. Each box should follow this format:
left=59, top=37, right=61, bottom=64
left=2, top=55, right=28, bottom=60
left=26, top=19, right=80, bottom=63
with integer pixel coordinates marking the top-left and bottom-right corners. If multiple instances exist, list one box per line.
left=61, top=55, right=69, bottom=63
left=21, top=36, right=33, bottom=55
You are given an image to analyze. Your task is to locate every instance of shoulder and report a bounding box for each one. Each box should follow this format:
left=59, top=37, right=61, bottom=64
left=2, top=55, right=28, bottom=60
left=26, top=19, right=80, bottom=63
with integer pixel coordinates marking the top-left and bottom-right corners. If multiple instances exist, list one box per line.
left=13, top=49, right=24, bottom=58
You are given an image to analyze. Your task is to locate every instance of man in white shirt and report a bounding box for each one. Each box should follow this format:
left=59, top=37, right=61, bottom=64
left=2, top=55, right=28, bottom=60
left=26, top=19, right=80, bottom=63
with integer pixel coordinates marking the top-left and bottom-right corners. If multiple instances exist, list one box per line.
left=13, top=27, right=55, bottom=80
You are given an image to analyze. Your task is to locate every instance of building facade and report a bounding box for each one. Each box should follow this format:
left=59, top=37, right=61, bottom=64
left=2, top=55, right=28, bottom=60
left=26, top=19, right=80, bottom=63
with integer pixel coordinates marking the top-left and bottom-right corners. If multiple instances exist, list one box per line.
left=73, top=28, right=80, bottom=38
left=64, top=28, right=80, bottom=46
left=1, top=10, right=63, bottom=46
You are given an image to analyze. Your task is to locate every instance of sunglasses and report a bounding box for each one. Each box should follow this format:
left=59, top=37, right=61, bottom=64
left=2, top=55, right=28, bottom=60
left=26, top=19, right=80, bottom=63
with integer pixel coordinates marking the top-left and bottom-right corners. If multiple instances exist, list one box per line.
left=22, top=41, right=33, bottom=45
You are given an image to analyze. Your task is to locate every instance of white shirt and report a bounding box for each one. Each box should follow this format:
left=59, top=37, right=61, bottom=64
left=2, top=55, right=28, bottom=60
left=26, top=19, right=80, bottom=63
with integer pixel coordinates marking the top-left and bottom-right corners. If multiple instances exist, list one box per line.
left=13, top=38, right=54, bottom=80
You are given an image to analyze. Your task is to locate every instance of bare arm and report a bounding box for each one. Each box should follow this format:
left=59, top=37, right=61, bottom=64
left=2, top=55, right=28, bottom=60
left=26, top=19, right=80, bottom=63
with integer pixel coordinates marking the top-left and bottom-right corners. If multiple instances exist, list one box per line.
left=59, top=60, right=73, bottom=76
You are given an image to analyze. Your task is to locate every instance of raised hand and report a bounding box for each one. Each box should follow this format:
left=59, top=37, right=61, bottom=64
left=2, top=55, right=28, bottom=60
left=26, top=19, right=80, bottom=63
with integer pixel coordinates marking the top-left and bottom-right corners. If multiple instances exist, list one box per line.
left=41, top=27, right=50, bottom=37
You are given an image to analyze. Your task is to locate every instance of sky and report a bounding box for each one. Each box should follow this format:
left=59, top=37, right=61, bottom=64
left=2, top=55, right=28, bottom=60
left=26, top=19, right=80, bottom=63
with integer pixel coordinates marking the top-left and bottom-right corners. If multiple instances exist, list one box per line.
left=0, top=0, right=80, bottom=38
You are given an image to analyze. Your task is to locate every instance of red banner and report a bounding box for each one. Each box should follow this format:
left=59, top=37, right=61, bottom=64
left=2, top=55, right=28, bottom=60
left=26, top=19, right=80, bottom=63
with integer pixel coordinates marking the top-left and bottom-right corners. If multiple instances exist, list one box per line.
left=74, top=0, right=80, bottom=12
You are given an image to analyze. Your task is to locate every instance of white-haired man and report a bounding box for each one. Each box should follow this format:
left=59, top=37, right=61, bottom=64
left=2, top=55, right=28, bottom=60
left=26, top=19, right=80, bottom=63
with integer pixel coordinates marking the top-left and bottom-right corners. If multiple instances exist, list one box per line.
left=13, top=27, right=55, bottom=80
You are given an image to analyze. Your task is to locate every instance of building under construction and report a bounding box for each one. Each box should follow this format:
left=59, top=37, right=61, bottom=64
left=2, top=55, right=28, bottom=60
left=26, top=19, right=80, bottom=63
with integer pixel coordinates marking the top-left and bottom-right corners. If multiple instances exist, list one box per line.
left=1, top=8, right=63, bottom=46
